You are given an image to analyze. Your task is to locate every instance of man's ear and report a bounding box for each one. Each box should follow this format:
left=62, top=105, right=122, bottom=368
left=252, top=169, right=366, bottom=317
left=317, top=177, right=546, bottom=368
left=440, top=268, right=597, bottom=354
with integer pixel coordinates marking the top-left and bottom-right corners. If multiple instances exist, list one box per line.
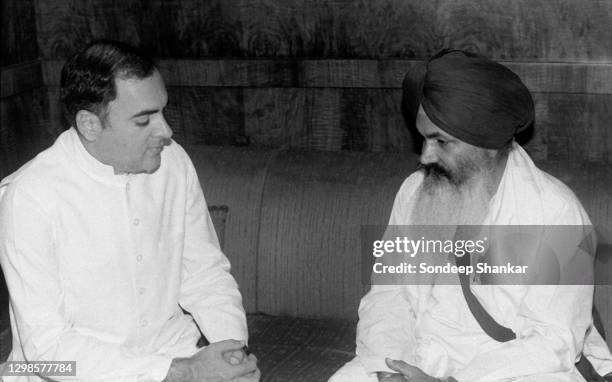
left=75, top=110, right=103, bottom=141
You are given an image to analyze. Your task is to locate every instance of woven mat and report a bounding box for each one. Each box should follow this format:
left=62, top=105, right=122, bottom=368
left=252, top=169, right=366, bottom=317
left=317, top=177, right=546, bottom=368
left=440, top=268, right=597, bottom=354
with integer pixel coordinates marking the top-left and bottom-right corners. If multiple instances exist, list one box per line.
left=247, top=314, right=356, bottom=381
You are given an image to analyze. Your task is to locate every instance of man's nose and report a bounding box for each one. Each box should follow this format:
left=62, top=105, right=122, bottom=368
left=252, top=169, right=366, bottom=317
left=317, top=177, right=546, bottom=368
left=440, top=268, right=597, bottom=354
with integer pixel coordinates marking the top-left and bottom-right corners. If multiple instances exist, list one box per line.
left=154, top=116, right=173, bottom=140
left=420, top=140, right=437, bottom=165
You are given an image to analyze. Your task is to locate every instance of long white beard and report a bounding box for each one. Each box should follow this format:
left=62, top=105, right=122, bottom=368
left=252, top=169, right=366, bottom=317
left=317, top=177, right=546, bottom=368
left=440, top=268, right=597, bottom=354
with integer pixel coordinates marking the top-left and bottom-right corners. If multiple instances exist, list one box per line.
left=410, top=168, right=494, bottom=227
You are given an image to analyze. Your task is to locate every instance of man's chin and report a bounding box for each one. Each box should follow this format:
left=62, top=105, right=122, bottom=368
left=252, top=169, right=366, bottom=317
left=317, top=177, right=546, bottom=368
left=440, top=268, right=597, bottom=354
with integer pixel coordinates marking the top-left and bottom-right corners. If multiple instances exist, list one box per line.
left=134, top=157, right=162, bottom=174
left=145, top=162, right=162, bottom=174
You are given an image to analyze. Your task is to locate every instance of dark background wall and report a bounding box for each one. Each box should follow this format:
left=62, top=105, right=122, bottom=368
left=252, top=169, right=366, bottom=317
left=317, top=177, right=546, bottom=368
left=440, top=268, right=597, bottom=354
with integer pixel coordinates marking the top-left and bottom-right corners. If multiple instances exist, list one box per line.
left=1, top=0, right=611, bottom=336
left=2, top=0, right=612, bottom=181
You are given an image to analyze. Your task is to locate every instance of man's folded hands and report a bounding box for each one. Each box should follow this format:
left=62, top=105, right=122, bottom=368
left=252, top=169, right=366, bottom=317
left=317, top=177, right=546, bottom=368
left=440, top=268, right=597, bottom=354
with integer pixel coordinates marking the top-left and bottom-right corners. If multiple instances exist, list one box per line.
left=163, top=339, right=260, bottom=382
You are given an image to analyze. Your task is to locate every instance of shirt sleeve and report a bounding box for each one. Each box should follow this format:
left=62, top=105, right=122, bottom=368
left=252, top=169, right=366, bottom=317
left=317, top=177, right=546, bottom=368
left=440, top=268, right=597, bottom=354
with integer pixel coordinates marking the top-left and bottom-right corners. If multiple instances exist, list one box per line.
left=356, top=176, right=425, bottom=376
left=177, top=157, right=248, bottom=344
left=0, top=183, right=173, bottom=382
left=453, top=202, right=596, bottom=381
left=452, top=284, right=593, bottom=381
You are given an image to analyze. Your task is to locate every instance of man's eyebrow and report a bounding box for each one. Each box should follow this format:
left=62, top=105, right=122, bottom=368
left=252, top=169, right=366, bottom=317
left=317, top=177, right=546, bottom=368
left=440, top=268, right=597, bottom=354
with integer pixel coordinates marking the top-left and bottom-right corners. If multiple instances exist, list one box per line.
left=131, top=109, right=159, bottom=119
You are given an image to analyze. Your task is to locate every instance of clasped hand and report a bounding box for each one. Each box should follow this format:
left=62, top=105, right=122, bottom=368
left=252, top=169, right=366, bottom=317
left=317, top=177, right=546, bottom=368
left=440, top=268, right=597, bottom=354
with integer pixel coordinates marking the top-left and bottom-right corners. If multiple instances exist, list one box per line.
left=164, top=339, right=260, bottom=382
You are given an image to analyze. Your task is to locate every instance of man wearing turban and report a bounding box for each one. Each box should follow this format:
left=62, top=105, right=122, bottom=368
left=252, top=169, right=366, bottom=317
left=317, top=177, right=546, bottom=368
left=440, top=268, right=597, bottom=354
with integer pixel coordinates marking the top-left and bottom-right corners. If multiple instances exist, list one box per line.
left=330, top=50, right=612, bottom=382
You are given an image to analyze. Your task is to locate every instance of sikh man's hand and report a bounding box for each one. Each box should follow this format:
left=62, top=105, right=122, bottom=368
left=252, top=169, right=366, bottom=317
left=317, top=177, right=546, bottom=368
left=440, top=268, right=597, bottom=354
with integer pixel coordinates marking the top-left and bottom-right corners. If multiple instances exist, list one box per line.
left=163, top=339, right=258, bottom=382
left=385, top=358, right=444, bottom=382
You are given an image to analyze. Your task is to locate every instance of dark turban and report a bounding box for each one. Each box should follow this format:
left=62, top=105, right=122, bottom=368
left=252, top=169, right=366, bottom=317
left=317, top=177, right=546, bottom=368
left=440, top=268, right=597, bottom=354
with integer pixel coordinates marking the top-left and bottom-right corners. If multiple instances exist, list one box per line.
left=402, top=49, right=534, bottom=149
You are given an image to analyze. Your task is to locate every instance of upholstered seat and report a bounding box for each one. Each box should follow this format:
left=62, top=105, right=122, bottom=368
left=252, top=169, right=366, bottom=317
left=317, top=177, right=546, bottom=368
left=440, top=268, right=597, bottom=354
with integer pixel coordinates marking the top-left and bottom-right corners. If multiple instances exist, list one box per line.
left=1, top=146, right=610, bottom=381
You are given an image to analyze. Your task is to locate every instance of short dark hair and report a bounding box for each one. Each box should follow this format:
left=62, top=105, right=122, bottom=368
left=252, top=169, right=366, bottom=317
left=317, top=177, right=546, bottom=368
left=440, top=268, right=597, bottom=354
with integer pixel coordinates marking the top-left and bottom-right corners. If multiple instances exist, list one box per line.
left=60, top=40, right=156, bottom=128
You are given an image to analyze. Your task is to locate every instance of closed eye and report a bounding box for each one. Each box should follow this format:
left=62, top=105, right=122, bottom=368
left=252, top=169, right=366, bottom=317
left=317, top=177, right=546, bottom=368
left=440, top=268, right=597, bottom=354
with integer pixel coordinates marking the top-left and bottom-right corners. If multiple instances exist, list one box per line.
left=135, top=117, right=150, bottom=127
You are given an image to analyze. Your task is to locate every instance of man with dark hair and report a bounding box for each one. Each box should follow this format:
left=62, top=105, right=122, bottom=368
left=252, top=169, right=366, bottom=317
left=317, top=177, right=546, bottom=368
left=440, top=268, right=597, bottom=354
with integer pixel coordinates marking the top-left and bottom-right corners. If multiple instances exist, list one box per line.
left=0, top=41, right=259, bottom=381
left=330, top=50, right=612, bottom=381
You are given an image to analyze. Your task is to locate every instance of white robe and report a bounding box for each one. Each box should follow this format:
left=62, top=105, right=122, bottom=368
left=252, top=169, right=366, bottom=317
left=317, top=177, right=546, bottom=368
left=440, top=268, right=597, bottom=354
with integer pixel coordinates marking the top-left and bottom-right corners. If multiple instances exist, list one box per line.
left=0, top=129, right=248, bottom=381
left=330, top=142, right=612, bottom=382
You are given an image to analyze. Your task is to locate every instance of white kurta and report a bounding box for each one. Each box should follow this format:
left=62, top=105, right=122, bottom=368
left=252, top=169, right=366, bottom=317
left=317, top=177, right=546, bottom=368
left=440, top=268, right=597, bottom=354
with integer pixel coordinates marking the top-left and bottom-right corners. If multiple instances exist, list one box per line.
left=331, top=142, right=612, bottom=382
left=0, top=128, right=248, bottom=381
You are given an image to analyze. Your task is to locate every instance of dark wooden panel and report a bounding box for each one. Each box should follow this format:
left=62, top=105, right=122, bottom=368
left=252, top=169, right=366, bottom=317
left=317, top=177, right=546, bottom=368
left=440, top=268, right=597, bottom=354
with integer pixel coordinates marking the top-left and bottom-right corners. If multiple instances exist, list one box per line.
left=242, top=88, right=611, bottom=162
left=300, top=60, right=403, bottom=88
left=536, top=93, right=612, bottom=163
left=291, top=88, right=343, bottom=151
left=149, top=0, right=244, bottom=57
left=9, top=85, right=612, bottom=165
left=41, top=60, right=612, bottom=95
left=41, top=61, right=63, bottom=88
left=34, top=0, right=243, bottom=59
left=180, top=87, right=245, bottom=145
left=244, top=88, right=344, bottom=151
left=158, top=60, right=297, bottom=87
left=0, top=89, right=54, bottom=179
left=340, top=88, right=414, bottom=153
left=35, top=0, right=138, bottom=60
left=505, top=63, right=612, bottom=95
left=33, top=0, right=612, bottom=61
left=1, top=0, right=38, bottom=66
left=238, top=0, right=612, bottom=61
left=43, top=60, right=298, bottom=88
left=1, top=61, right=43, bottom=98
left=301, top=60, right=612, bottom=94
left=244, top=88, right=307, bottom=148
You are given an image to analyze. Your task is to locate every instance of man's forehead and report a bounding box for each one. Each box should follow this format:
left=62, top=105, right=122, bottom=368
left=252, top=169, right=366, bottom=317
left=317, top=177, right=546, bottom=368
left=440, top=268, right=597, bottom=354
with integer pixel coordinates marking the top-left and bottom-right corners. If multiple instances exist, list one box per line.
left=114, top=70, right=165, bottom=92
left=111, top=71, right=168, bottom=108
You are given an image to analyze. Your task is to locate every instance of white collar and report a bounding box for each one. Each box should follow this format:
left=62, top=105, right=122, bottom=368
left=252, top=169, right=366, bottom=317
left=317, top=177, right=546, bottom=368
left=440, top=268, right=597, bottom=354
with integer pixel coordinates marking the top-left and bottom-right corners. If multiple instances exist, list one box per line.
left=62, top=127, right=131, bottom=186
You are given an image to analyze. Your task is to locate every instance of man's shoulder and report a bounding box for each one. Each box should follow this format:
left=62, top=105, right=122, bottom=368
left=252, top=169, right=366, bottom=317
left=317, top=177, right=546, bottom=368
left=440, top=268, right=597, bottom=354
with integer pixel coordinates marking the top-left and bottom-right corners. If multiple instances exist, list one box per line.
left=504, top=144, right=590, bottom=225
left=536, top=168, right=581, bottom=203
left=523, top=162, right=590, bottom=225
left=1, top=140, right=67, bottom=199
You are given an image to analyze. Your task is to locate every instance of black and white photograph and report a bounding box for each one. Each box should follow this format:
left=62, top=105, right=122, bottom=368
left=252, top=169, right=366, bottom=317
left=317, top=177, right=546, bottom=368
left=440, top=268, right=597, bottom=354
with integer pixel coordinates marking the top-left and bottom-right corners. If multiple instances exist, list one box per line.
left=1, top=1, right=611, bottom=381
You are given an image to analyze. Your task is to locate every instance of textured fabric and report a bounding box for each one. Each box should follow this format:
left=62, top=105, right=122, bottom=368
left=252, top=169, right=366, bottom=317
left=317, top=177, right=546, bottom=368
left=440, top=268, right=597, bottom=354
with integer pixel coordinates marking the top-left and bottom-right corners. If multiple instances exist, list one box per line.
left=420, top=50, right=534, bottom=149
left=333, top=142, right=612, bottom=381
left=246, top=314, right=356, bottom=382
left=0, top=128, right=247, bottom=381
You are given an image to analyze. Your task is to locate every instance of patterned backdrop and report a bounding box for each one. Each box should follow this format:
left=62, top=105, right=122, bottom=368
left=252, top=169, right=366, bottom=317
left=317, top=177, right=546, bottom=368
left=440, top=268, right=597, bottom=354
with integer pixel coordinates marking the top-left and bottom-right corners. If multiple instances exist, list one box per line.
left=2, top=0, right=612, bottom=180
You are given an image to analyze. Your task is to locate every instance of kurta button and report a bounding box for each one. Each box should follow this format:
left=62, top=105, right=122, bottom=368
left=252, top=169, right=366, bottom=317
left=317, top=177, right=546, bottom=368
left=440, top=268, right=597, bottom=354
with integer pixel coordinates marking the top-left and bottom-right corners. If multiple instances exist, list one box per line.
left=136, top=254, right=143, bottom=262
left=141, top=319, right=147, bottom=327
left=138, top=287, right=146, bottom=295
left=133, top=218, right=140, bottom=226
